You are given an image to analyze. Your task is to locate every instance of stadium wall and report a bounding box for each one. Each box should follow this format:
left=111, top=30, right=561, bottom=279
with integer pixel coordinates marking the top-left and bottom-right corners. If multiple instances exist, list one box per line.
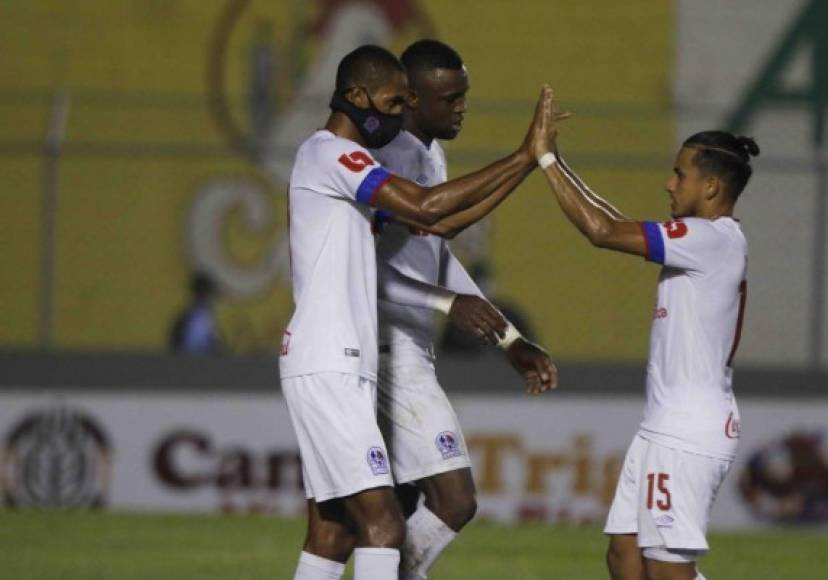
left=1, top=352, right=825, bottom=529
left=1, top=0, right=673, bottom=362
left=1, top=382, right=824, bottom=529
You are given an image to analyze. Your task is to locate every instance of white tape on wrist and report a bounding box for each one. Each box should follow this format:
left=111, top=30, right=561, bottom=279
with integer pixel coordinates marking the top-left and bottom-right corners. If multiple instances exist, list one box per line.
left=429, top=290, right=457, bottom=315
left=497, top=321, right=523, bottom=350
left=538, top=152, right=558, bottom=170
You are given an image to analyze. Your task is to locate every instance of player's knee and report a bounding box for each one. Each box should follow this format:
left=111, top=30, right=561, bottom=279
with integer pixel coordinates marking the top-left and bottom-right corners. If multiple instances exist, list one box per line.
left=305, top=524, right=356, bottom=561
left=440, top=493, right=477, bottom=531
left=360, top=510, right=406, bottom=548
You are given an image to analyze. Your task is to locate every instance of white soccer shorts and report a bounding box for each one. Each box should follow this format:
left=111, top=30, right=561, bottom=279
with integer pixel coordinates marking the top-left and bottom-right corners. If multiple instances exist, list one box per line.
left=281, top=372, right=394, bottom=502
left=376, top=357, right=471, bottom=484
left=604, top=433, right=732, bottom=559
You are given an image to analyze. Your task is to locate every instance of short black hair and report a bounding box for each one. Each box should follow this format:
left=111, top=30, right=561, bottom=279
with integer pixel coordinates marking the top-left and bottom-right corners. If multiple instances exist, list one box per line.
left=683, top=130, right=760, bottom=200
left=335, top=44, right=405, bottom=93
left=400, top=39, right=464, bottom=74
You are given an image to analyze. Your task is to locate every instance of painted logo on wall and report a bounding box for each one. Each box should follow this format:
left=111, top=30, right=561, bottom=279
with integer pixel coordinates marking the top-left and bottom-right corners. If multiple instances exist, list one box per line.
left=1, top=406, right=112, bottom=508
left=191, top=0, right=434, bottom=299
left=738, top=430, right=827, bottom=524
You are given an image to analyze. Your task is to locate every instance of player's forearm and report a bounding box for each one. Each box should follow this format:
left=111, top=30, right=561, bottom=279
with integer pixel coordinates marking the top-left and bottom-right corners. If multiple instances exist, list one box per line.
left=420, top=162, right=535, bottom=238
left=387, top=149, right=532, bottom=225
left=377, top=260, right=455, bottom=311
left=541, top=155, right=628, bottom=245
left=439, top=250, right=485, bottom=298
left=557, top=156, right=626, bottom=221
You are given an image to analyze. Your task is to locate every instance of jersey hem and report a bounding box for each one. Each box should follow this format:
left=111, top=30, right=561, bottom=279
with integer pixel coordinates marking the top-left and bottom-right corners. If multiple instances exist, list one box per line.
left=279, top=366, right=377, bottom=383
left=636, top=428, right=736, bottom=461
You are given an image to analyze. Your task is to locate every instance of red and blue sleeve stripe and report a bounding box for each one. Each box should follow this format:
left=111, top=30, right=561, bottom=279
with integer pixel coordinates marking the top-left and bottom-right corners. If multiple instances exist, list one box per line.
left=356, top=167, right=392, bottom=206
left=639, top=221, right=665, bottom=264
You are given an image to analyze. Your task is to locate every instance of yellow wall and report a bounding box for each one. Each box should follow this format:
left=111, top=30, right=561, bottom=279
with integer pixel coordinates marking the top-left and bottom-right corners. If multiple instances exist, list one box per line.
left=0, top=0, right=673, bottom=360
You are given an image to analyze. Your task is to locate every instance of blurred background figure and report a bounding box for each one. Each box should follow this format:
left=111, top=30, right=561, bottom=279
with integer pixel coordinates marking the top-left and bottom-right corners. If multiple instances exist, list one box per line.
left=169, top=271, right=223, bottom=355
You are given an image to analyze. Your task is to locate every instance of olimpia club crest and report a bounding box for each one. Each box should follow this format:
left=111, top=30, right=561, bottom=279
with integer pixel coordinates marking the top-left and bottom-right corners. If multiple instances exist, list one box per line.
left=1, top=406, right=112, bottom=508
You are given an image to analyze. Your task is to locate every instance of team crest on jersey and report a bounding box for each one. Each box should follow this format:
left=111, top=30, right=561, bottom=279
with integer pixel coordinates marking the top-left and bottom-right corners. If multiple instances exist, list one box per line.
left=435, top=431, right=463, bottom=459
left=655, top=514, right=675, bottom=528
left=725, top=412, right=741, bottom=439
left=367, top=446, right=389, bottom=475
left=664, top=219, right=688, bottom=239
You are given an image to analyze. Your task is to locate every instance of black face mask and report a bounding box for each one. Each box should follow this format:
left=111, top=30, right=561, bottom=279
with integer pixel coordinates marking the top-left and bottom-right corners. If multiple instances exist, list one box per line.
left=330, top=89, right=403, bottom=149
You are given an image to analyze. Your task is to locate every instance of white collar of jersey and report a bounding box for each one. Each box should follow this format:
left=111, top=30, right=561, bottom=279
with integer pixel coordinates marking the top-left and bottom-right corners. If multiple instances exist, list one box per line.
left=399, top=129, right=436, bottom=153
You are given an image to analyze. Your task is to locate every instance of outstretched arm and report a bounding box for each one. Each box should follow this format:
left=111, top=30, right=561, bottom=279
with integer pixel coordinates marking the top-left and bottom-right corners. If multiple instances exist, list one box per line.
left=534, top=92, right=647, bottom=257
left=369, top=87, right=553, bottom=234
left=399, top=161, right=535, bottom=238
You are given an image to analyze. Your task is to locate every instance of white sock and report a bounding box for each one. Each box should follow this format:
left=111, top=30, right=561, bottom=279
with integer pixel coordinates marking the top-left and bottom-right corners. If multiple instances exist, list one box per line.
left=400, top=506, right=457, bottom=579
left=354, top=547, right=400, bottom=580
left=695, top=572, right=707, bottom=580
left=293, top=551, right=345, bottom=580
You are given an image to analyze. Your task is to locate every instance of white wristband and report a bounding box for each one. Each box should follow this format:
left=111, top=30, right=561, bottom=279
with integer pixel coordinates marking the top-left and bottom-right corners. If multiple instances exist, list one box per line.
left=538, top=152, right=558, bottom=169
left=497, top=321, right=523, bottom=350
left=428, top=289, right=457, bottom=315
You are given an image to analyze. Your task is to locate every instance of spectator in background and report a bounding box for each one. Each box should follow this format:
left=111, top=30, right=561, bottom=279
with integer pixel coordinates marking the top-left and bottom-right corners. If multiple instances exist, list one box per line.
left=169, top=271, right=222, bottom=354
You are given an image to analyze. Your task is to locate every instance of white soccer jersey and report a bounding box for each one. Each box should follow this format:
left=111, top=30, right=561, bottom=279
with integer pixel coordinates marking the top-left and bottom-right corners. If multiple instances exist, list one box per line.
left=637, top=217, right=748, bottom=460
left=373, top=131, right=482, bottom=363
left=279, top=130, right=392, bottom=381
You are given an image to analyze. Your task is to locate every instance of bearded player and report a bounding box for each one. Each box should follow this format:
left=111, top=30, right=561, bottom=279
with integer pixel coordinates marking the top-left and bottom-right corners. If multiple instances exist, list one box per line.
left=281, top=44, right=557, bottom=580
left=368, top=40, right=557, bottom=580
left=534, top=93, right=758, bottom=580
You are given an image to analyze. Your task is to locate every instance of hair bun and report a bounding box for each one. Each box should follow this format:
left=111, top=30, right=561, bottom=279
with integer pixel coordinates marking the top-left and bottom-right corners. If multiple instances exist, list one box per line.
left=737, top=136, right=760, bottom=158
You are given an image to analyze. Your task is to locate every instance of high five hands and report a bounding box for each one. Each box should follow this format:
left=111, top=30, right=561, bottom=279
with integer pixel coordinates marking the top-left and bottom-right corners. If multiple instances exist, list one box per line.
left=523, top=85, right=572, bottom=162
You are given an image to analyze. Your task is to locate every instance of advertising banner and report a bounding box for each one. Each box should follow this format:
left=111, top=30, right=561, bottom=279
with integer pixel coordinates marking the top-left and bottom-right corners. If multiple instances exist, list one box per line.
left=1, top=391, right=824, bottom=529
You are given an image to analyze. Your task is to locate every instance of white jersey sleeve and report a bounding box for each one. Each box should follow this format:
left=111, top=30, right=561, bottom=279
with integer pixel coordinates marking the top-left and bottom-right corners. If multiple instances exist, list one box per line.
left=439, top=246, right=485, bottom=298
left=378, top=259, right=447, bottom=309
left=640, top=218, right=725, bottom=273
left=291, top=138, right=392, bottom=205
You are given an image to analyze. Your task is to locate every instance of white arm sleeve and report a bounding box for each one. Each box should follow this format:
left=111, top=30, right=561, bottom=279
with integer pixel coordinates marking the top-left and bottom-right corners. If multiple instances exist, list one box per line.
left=439, top=246, right=485, bottom=298
left=377, top=260, right=456, bottom=312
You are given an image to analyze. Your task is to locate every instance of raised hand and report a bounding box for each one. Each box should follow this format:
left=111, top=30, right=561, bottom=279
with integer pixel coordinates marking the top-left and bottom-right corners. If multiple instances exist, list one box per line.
left=520, top=85, right=552, bottom=161
left=505, top=338, right=558, bottom=395
left=533, top=86, right=572, bottom=161
left=448, top=295, right=507, bottom=344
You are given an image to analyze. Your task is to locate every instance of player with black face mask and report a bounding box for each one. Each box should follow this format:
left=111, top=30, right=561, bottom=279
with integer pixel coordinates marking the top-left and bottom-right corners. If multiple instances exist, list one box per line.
left=330, top=88, right=404, bottom=149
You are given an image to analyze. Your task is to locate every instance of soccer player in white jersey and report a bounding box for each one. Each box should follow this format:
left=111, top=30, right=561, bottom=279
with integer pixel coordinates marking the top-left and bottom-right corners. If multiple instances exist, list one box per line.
left=369, top=40, right=557, bottom=580
left=533, top=93, right=759, bottom=580
left=282, top=45, right=558, bottom=580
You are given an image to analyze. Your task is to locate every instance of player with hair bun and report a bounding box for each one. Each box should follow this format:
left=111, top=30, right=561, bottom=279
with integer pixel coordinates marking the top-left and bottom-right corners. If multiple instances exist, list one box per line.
left=533, top=92, right=759, bottom=580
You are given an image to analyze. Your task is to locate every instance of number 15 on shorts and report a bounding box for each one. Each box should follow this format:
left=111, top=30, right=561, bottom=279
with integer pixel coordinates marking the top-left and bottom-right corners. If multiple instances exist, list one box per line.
left=646, top=472, right=672, bottom=511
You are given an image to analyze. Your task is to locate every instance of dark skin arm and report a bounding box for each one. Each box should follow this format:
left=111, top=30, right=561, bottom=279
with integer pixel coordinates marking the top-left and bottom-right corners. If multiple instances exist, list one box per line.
left=534, top=91, right=647, bottom=256
left=403, top=162, right=535, bottom=238
left=372, top=87, right=552, bottom=231
left=506, top=338, right=558, bottom=395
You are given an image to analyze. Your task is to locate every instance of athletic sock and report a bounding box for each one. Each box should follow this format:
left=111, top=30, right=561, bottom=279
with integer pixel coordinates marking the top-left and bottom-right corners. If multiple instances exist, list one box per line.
left=694, top=572, right=707, bottom=580
left=353, top=547, right=400, bottom=580
left=293, top=551, right=345, bottom=580
left=400, top=506, right=458, bottom=579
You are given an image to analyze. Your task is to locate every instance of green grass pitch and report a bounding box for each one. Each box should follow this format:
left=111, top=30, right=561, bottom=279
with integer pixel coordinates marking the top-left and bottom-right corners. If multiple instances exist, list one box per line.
left=1, top=511, right=825, bottom=579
